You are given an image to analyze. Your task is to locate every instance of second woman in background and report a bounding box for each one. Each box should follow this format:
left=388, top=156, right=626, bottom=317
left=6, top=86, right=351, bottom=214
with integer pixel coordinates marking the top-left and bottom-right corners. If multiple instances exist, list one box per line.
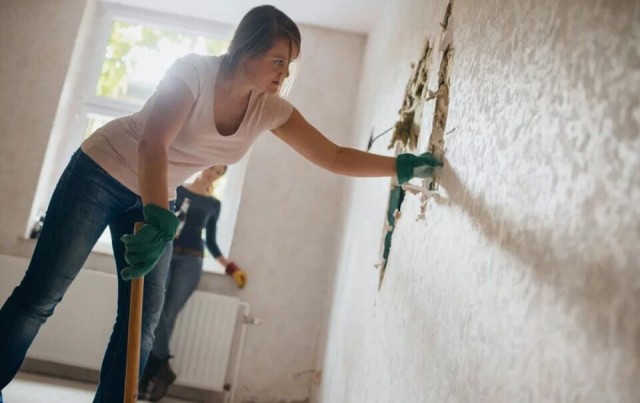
left=138, top=165, right=246, bottom=401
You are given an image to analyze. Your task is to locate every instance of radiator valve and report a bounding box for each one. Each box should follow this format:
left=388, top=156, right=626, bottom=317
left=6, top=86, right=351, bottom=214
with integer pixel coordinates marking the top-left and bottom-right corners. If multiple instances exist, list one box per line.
left=244, top=315, right=263, bottom=325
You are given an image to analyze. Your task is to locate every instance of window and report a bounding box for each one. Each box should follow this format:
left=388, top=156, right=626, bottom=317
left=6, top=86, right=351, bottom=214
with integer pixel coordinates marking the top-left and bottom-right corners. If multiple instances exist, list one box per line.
left=93, top=20, right=228, bottom=106
left=28, top=4, right=243, bottom=274
left=88, top=15, right=229, bottom=257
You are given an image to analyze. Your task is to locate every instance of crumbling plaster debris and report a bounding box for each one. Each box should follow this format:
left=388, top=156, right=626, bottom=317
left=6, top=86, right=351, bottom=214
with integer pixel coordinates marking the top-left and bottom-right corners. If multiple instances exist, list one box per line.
left=389, top=41, right=433, bottom=150
left=419, top=3, right=455, bottom=220
left=378, top=1, right=455, bottom=288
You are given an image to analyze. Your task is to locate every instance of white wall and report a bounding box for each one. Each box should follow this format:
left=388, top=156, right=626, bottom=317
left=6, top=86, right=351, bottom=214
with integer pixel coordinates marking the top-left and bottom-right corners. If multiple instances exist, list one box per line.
left=0, top=1, right=365, bottom=402
left=0, top=0, right=90, bottom=257
left=224, top=26, right=365, bottom=402
left=318, top=0, right=640, bottom=402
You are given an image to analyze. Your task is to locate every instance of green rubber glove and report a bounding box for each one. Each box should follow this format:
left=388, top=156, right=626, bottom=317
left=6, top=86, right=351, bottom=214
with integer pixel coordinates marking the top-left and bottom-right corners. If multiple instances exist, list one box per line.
left=120, top=204, right=180, bottom=280
left=395, top=152, right=444, bottom=184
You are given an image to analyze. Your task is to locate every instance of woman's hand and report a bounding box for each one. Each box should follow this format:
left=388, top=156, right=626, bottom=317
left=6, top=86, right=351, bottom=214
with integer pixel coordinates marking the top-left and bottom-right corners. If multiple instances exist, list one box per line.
left=225, top=262, right=247, bottom=289
left=396, top=152, right=444, bottom=184
left=120, top=205, right=180, bottom=280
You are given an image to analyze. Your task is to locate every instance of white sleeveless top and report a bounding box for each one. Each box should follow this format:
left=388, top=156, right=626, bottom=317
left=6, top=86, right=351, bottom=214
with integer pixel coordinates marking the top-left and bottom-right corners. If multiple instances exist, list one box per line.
left=81, top=54, right=293, bottom=199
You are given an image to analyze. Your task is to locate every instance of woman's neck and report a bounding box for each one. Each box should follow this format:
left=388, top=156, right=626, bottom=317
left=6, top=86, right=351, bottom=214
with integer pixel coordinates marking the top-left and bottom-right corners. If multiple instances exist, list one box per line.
left=184, top=176, right=212, bottom=196
left=217, top=58, right=254, bottom=102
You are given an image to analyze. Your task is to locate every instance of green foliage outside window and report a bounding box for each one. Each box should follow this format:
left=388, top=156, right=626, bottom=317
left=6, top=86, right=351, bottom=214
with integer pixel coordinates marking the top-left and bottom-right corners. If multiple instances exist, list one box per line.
left=96, top=20, right=228, bottom=103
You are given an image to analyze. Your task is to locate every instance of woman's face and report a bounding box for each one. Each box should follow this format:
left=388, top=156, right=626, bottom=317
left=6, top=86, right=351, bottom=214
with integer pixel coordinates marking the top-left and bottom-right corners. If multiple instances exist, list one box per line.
left=202, top=165, right=226, bottom=183
left=244, top=37, right=299, bottom=95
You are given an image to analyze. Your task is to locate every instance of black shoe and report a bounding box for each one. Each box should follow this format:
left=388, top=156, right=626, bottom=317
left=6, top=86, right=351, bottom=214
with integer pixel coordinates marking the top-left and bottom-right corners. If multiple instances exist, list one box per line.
left=138, top=380, right=150, bottom=401
left=138, top=354, right=166, bottom=400
left=146, top=358, right=177, bottom=401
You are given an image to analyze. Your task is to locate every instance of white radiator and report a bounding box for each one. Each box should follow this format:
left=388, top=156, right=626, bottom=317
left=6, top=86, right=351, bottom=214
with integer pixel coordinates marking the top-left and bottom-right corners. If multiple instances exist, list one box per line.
left=170, top=290, right=239, bottom=390
left=0, top=254, right=241, bottom=393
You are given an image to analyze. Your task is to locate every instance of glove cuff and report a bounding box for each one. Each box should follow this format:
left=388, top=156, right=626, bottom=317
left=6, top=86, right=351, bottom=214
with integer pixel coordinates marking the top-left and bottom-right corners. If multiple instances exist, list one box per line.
left=143, top=204, right=180, bottom=241
left=226, top=262, right=239, bottom=275
left=395, top=154, right=415, bottom=184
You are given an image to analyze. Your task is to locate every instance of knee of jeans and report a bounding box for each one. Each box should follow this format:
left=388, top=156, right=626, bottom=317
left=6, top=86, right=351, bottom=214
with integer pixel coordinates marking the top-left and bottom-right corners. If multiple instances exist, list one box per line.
left=140, top=313, right=162, bottom=356
left=140, top=329, right=156, bottom=356
left=142, top=283, right=165, bottom=324
left=12, top=284, right=62, bottom=320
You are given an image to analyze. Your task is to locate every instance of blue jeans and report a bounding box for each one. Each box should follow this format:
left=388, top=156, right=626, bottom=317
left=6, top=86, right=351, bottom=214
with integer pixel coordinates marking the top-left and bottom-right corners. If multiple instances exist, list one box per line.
left=151, top=254, right=203, bottom=360
left=0, top=150, right=174, bottom=403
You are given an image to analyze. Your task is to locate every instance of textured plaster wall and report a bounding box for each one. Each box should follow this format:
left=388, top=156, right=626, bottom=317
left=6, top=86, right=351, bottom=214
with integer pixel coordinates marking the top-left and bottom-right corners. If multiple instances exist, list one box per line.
left=318, top=0, right=640, bottom=402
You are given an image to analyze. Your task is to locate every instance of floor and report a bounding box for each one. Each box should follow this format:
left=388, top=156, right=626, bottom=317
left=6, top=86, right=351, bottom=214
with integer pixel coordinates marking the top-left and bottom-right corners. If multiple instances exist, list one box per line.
left=3, top=372, right=194, bottom=402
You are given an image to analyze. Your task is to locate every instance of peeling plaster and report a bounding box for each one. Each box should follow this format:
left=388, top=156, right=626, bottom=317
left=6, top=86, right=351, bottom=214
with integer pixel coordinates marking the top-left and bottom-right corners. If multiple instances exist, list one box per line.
left=419, top=2, right=455, bottom=220
left=389, top=40, right=433, bottom=150
left=378, top=1, right=455, bottom=285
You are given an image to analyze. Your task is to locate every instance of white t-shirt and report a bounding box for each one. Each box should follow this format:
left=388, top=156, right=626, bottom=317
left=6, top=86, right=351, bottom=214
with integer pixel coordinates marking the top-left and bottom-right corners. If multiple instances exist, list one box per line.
left=81, top=54, right=293, bottom=199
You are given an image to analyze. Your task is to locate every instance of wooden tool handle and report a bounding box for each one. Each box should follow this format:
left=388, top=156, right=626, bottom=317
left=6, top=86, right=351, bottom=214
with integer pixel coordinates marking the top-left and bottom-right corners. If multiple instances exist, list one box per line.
left=124, top=222, right=144, bottom=403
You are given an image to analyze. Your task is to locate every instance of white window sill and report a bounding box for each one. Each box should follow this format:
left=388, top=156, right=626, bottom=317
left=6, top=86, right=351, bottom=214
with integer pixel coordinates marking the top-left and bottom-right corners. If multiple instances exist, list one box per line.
left=18, top=233, right=226, bottom=276
left=92, top=240, right=114, bottom=255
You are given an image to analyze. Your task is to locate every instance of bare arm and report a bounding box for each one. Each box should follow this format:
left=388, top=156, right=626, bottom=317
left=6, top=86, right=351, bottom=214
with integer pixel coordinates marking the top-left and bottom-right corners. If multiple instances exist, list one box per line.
left=138, top=78, right=194, bottom=208
left=271, top=108, right=396, bottom=178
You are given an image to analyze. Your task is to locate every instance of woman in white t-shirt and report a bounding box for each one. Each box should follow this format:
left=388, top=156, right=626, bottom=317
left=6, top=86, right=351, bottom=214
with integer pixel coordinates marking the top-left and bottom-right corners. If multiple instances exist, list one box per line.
left=0, top=5, right=442, bottom=402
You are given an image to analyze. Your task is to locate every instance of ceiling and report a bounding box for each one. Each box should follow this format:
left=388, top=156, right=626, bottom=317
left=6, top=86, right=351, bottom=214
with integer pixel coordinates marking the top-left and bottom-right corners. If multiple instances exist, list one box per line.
left=107, top=0, right=384, bottom=34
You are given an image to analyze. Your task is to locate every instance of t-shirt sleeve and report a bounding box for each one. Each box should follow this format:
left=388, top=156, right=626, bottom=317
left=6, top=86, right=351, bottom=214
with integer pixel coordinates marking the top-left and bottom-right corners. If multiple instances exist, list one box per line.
left=263, top=94, right=294, bottom=130
left=161, top=54, right=201, bottom=100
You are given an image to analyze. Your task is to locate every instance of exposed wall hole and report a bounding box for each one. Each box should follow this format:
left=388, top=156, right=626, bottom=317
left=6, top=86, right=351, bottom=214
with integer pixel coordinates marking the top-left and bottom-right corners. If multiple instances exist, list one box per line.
left=427, top=44, right=453, bottom=160
left=378, top=39, right=433, bottom=289
left=418, top=1, right=455, bottom=220
left=389, top=40, right=433, bottom=150
left=378, top=182, right=406, bottom=289
left=441, top=1, right=453, bottom=30
left=377, top=1, right=455, bottom=288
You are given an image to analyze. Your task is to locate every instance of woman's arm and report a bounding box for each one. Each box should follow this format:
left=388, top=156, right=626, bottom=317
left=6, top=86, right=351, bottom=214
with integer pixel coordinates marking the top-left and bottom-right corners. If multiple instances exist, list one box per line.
left=138, top=78, right=195, bottom=208
left=205, top=203, right=246, bottom=287
left=120, top=78, right=196, bottom=280
left=271, top=108, right=396, bottom=178
left=216, top=255, right=231, bottom=267
left=205, top=210, right=224, bottom=261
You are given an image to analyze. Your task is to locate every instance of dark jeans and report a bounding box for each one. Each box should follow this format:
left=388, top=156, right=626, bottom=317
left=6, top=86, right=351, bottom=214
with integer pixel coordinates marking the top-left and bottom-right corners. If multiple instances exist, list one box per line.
left=151, top=253, right=203, bottom=360
left=0, top=150, right=174, bottom=403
